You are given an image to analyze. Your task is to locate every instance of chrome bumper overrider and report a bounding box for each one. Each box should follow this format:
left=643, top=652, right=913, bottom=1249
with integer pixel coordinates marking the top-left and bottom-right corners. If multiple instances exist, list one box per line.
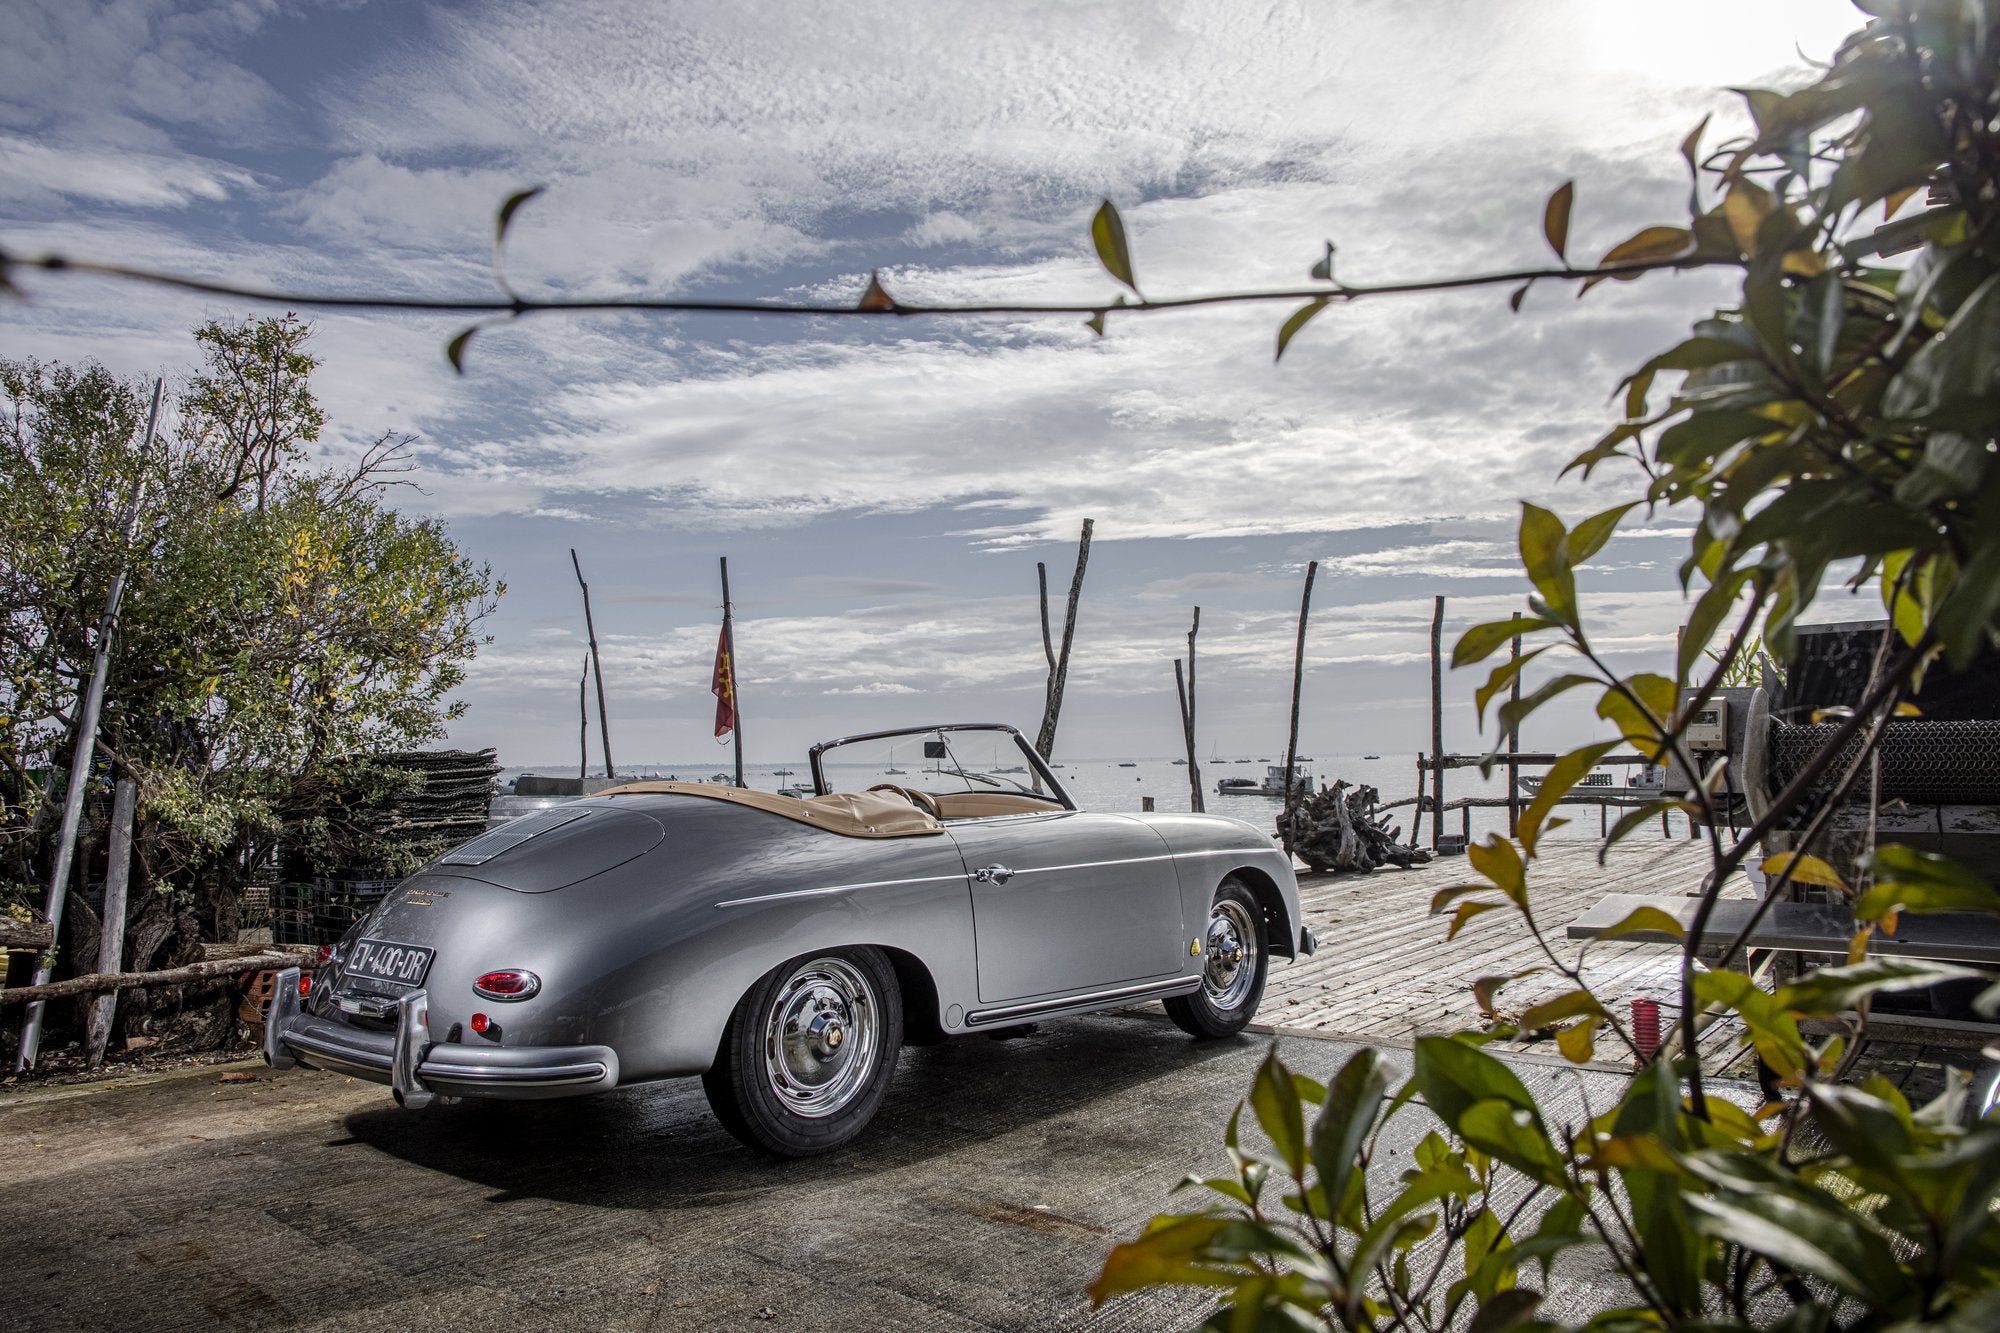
left=262, top=967, right=619, bottom=1107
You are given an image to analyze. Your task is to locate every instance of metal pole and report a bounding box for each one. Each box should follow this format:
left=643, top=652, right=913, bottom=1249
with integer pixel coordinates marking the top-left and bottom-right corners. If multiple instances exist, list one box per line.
left=1429, top=595, right=1445, bottom=852
left=571, top=549, right=614, bottom=778
left=17, top=378, right=163, bottom=1071
left=721, top=557, right=744, bottom=788
left=85, top=776, right=138, bottom=1069
left=1507, top=612, right=1522, bottom=837
left=1281, top=562, right=1318, bottom=858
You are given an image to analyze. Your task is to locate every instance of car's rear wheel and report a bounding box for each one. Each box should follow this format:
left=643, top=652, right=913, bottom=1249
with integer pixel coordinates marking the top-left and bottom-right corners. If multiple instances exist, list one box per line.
left=1165, top=877, right=1267, bottom=1039
left=703, top=946, right=903, bottom=1157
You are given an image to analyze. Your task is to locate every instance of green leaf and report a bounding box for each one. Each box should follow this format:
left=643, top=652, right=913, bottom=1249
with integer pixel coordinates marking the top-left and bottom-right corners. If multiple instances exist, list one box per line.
left=1467, top=835, right=1527, bottom=906
left=494, top=185, right=545, bottom=246
left=1460, top=1098, right=1568, bottom=1186
left=1518, top=989, right=1607, bottom=1032
left=1519, top=741, right=1617, bottom=855
left=1565, top=503, right=1636, bottom=565
left=1518, top=504, right=1576, bottom=624
left=1468, top=1287, right=1542, bottom=1333
left=1859, top=845, right=2000, bottom=920
left=1088, top=1215, right=1240, bottom=1305
left=1677, top=569, right=1755, bottom=684
left=1884, top=269, right=2000, bottom=428
left=1310, top=1047, right=1390, bottom=1226
left=1543, top=181, right=1574, bottom=262
left=1091, top=199, right=1139, bottom=294
left=1275, top=298, right=1329, bottom=362
left=1595, top=673, right=1676, bottom=751
left=1680, top=1173, right=1913, bottom=1304
left=1593, top=905, right=1686, bottom=943
left=1250, top=1045, right=1307, bottom=1178
left=445, top=326, right=477, bottom=374
left=1447, top=900, right=1504, bottom=941
left=1496, top=672, right=1597, bottom=740
left=1777, top=956, right=1981, bottom=1017
left=1454, top=616, right=1556, bottom=669
left=1413, top=1035, right=1539, bottom=1132
left=1474, top=646, right=1553, bottom=726
left=1759, top=851, right=1849, bottom=893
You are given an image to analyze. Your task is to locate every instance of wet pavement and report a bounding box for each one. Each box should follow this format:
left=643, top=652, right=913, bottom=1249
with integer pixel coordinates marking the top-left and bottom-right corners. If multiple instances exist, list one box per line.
left=2, top=1011, right=1673, bottom=1331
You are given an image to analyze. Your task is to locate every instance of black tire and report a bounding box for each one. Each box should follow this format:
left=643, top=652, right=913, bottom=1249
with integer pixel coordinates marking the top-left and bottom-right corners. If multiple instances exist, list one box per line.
left=702, top=946, right=903, bottom=1157
left=1165, top=877, right=1268, bottom=1039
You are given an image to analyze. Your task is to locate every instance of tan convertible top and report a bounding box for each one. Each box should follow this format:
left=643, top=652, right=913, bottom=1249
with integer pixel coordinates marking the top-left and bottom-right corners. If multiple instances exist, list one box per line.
left=594, top=781, right=944, bottom=838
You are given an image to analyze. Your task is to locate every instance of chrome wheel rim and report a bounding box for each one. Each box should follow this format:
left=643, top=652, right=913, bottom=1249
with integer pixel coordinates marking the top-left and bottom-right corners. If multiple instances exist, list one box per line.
left=1203, top=900, right=1258, bottom=1011
left=763, top=956, right=879, bottom=1118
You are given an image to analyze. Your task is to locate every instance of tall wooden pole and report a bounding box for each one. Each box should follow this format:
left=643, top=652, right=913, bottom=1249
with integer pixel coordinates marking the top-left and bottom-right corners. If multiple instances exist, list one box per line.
left=1186, top=607, right=1204, bottom=812
left=1036, top=519, right=1094, bottom=760
left=570, top=549, right=614, bottom=778
left=1281, top=562, right=1318, bottom=859
left=84, top=776, right=138, bottom=1069
left=17, top=378, right=162, bottom=1071
left=1429, top=594, right=1445, bottom=852
left=578, top=654, right=590, bottom=782
left=1507, top=612, right=1523, bottom=837
left=721, top=557, right=745, bottom=788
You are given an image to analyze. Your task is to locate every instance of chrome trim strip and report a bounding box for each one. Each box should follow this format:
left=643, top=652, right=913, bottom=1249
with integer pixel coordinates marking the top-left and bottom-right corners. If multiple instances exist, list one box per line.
left=421, top=1060, right=607, bottom=1085
left=287, top=1026, right=391, bottom=1072
left=714, top=872, right=967, bottom=910
left=965, top=975, right=1200, bottom=1027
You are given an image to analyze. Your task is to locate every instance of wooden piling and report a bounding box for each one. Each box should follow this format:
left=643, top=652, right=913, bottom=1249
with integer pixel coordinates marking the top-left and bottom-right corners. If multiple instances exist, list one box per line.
left=1185, top=608, right=1204, bottom=813
left=1507, top=612, right=1522, bottom=837
left=1036, top=519, right=1093, bottom=760
left=84, top=776, right=137, bottom=1069
left=571, top=549, right=615, bottom=778
left=1281, top=563, right=1318, bottom=858
left=1429, top=595, right=1445, bottom=851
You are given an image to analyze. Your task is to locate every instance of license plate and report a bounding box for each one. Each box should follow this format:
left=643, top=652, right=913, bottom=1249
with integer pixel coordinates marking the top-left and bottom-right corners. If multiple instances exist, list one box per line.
left=345, top=938, right=435, bottom=989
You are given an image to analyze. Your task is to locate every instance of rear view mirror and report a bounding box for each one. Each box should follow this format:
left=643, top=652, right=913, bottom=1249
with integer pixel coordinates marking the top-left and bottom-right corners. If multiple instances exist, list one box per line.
left=923, top=741, right=948, bottom=759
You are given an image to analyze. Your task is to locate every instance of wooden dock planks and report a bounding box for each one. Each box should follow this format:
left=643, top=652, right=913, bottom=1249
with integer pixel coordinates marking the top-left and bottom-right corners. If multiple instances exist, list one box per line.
left=1264, top=838, right=1746, bottom=1067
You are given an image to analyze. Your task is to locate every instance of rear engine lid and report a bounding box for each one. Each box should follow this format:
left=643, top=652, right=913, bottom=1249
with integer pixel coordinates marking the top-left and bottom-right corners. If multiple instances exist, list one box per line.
left=435, top=804, right=663, bottom=892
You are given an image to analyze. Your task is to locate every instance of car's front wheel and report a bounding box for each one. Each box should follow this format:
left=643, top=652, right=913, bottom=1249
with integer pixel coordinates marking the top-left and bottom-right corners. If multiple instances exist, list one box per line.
left=703, top=946, right=903, bottom=1157
left=1165, top=877, right=1268, bottom=1038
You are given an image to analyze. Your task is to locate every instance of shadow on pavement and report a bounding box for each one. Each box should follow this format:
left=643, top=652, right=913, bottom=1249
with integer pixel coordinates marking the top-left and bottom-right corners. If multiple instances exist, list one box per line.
left=339, top=1011, right=1255, bottom=1208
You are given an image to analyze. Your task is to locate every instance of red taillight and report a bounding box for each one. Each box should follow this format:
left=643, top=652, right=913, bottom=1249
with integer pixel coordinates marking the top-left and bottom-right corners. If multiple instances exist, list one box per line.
left=469, top=1013, right=491, bottom=1035
left=298, top=973, right=312, bottom=997
left=472, top=969, right=540, bottom=1001
left=317, top=944, right=334, bottom=963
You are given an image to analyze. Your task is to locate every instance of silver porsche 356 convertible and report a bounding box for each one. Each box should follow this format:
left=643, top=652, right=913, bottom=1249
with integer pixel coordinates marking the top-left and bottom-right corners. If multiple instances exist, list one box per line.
left=265, top=723, right=1313, bottom=1156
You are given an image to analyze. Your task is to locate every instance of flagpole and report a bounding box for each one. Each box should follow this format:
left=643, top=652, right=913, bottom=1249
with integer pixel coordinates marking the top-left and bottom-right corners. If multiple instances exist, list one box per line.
left=720, top=556, right=744, bottom=788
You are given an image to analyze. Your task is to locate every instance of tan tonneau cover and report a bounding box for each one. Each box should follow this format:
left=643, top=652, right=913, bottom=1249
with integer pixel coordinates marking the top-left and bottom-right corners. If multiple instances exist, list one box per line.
left=594, top=782, right=943, bottom=838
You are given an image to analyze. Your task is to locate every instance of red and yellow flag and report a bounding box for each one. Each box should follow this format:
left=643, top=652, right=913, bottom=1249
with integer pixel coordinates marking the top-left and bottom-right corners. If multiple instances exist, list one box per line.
left=711, top=622, right=736, bottom=738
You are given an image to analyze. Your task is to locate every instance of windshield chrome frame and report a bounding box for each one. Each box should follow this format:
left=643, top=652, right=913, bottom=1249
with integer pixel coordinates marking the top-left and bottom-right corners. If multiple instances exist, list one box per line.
left=807, top=723, right=1074, bottom=811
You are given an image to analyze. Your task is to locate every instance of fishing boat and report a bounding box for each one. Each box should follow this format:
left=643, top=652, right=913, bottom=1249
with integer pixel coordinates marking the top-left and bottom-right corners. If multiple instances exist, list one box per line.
left=1517, top=765, right=1666, bottom=806
left=1216, top=761, right=1313, bottom=797
left=1363, top=754, right=1381, bottom=760
left=1117, top=762, right=1138, bottom=768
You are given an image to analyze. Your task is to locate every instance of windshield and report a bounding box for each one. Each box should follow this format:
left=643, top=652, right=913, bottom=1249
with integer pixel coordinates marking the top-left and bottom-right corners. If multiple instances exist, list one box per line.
left=810, top=725, right=1067, bottom=806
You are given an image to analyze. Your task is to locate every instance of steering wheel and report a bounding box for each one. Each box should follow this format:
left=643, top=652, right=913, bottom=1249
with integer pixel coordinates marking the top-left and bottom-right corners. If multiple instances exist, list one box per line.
left=867, top=783, right=942, bottom=819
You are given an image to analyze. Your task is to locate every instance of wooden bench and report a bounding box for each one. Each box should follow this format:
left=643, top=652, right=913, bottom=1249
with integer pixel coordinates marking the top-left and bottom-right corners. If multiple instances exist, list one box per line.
left=1567, top=892, right=2000, bottom=966
left=1569, top=892, right=2000, bottom=1054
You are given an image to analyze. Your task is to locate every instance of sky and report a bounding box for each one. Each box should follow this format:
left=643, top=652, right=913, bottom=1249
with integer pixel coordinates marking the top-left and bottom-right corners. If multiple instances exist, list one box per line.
left=1, top=0, right=1876, bottom=768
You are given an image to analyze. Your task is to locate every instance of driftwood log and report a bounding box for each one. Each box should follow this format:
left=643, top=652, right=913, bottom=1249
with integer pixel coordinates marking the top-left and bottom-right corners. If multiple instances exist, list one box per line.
left=1279, top=780, right=1432, bottom=873
left=0, top=948, right=314, bottom=1007
left=1, top=918, right=53, bottom=950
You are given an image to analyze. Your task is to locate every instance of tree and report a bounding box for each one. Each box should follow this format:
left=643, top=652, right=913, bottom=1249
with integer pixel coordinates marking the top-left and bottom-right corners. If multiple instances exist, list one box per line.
left=1091, top=4, right=2000, bottom=1329
left=1, top=316, right=500, bottom=984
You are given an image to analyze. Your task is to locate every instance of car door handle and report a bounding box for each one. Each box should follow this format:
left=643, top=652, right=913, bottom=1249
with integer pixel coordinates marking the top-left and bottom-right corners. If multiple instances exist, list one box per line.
left=973, top=865, right=1014, bottom=884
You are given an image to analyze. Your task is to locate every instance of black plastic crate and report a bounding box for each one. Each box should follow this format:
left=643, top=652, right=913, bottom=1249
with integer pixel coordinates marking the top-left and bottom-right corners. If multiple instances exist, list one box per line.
left=274, top=878, right=398, bottom=946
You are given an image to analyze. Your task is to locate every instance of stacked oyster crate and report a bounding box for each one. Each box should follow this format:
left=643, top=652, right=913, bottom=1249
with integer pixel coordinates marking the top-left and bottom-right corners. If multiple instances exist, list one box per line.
left=274, top=748, right=500, bottom=946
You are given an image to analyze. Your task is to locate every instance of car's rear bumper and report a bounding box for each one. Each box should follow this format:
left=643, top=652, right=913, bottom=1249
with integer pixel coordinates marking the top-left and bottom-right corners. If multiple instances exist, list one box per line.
left=262, top=968, right=618, bottom=1107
